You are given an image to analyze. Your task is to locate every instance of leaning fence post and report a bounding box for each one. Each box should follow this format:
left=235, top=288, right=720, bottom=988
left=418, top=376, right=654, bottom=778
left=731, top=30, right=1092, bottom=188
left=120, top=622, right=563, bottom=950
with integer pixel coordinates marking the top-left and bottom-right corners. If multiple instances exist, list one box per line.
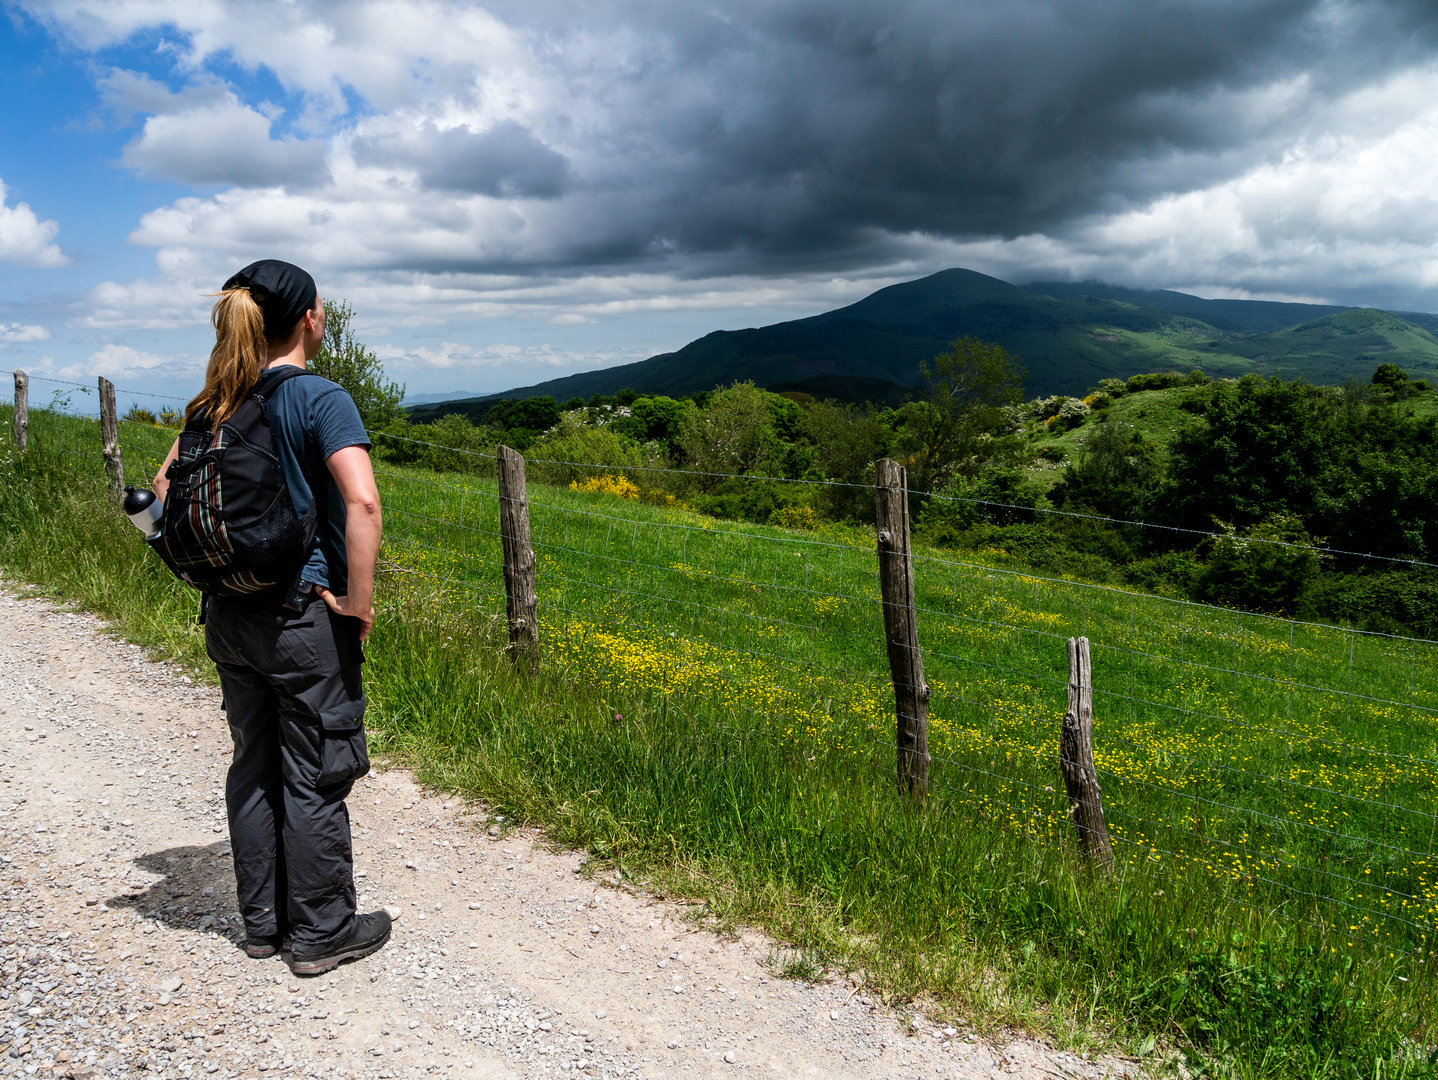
left=497, top=445, right=539, bottom=666
left=875, top=458, right=929, bottom=798
left=98, top=376, right=123, bottom=502
left=1061, top=636, right=1114, bottom=870
left=12, top=370, right=26, bottom=452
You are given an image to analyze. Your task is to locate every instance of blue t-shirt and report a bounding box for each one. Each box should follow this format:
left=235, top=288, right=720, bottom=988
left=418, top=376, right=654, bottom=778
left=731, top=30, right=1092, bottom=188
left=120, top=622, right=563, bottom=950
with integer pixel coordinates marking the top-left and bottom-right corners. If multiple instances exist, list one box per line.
left=256, top=366, right=371, bottom=593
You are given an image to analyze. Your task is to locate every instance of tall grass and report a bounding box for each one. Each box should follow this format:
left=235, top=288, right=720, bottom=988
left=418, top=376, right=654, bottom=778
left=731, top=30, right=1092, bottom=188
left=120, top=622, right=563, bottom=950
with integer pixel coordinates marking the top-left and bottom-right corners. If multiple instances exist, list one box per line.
left=1, top=406, right=1434, bottom=1078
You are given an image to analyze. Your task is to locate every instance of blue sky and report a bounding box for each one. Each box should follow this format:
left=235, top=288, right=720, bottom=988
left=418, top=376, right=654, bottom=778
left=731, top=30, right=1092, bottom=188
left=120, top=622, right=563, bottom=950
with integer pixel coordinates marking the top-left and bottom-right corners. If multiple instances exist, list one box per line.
left=3, top=1, right=1438, bottom=414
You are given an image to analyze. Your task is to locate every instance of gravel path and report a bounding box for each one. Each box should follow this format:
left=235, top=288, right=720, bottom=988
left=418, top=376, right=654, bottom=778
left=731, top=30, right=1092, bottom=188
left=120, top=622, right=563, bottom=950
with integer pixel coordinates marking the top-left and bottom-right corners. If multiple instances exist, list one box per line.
left=0, top=580, right=1138, bottom=1080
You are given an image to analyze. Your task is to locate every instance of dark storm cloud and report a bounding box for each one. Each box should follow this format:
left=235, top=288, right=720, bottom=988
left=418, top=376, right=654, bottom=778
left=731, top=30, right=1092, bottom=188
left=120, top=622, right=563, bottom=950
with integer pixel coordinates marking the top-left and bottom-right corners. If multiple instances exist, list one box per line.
left=476, top=0, right=1438, bottom=271
left=53, top=0, right=1438, bottom=301
left=355, top=121, right=571, bottom=198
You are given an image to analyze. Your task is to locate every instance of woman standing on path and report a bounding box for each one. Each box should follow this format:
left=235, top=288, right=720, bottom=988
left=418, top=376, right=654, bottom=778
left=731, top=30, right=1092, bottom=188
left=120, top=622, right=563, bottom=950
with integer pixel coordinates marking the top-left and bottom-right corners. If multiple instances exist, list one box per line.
left=152, top=259, right=392, bottom=975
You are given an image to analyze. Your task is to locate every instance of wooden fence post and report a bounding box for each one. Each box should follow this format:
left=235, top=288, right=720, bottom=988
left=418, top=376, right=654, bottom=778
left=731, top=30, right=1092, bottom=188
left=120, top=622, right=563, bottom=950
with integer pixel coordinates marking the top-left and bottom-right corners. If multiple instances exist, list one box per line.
left=12, top=370, right=26, bottom=452
left=98, top=376, right=123, bottom=502
left=1061, top=636, right=1114, bottom=870
left=875, top=458, right=929, bottom=798
left=497, top=445, right=539, bottom=666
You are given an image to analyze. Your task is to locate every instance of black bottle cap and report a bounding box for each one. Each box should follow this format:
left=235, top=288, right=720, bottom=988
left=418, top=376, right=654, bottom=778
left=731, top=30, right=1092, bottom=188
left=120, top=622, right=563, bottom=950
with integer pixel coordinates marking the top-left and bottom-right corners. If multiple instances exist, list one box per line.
left=122, top=487, right=156, bottom=515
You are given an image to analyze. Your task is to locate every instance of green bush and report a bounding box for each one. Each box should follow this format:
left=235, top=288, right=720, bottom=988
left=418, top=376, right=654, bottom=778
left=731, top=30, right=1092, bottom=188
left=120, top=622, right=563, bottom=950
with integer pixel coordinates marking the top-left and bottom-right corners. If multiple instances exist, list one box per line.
left=1049, top=422, right=1163, bottom=520
left=406, top=414, right=497, bottom=474
left=526, top=418, right=664, bottom=487
left=690, top=477, right=802, bottom=524
left=1126, top=371, right=1186, bottom=393
left=918, top=468, right=1046, bottom=541
left=1196, top=514, right=1322, bottom=616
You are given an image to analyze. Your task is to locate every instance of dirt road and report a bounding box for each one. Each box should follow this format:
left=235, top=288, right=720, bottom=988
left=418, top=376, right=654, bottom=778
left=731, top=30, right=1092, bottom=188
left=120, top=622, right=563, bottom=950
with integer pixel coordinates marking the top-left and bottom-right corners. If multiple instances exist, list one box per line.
left=0, top=579, right=1133, bottom=1080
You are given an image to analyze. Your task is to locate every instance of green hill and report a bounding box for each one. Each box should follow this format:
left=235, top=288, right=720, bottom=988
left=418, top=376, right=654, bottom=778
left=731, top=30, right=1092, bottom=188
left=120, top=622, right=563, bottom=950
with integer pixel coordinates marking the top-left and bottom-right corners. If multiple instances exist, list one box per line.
left=413, top=269, right=1438, bottom=413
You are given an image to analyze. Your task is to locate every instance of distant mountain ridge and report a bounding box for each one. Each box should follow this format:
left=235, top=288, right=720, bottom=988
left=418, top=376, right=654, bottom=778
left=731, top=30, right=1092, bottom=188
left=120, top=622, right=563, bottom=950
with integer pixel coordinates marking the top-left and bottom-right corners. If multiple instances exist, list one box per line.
left=408, top=269, right=1438, bottom=416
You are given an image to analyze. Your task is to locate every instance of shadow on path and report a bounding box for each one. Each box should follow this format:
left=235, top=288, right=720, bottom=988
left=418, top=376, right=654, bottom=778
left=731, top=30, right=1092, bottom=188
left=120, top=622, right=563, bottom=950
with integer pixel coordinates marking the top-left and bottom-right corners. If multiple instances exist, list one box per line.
left=106, top=842, right=248, bottom=951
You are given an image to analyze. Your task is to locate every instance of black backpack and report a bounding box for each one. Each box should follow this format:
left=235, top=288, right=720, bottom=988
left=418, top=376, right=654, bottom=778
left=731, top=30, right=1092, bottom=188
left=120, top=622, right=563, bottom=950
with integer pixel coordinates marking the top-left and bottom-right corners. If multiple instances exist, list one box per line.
left=150, top=366, right=317, bottom=596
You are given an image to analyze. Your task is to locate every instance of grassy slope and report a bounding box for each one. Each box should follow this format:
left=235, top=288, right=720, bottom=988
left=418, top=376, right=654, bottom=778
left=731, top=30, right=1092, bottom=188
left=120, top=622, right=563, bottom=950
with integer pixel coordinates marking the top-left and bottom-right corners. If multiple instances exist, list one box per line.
left=2, top=407, right=1435, bottom=1077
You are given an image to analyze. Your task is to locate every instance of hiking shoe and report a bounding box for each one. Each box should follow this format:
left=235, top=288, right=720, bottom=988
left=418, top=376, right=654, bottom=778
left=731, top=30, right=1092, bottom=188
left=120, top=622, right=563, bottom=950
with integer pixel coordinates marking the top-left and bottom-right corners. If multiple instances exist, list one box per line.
left=290, top=911, right=391, bottom=976
left=245, top=934, right=283, bottom=959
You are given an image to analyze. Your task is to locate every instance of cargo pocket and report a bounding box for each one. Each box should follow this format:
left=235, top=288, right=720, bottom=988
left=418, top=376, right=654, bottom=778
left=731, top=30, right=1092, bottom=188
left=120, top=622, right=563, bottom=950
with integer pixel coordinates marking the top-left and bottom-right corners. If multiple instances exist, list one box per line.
left=318, top=697, right=371, bottom=789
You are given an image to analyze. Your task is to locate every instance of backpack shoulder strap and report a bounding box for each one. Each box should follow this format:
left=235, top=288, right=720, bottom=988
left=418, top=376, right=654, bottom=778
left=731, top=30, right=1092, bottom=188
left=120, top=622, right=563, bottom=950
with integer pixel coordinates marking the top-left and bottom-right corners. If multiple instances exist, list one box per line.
left=250, top=365, right=317, bottom=403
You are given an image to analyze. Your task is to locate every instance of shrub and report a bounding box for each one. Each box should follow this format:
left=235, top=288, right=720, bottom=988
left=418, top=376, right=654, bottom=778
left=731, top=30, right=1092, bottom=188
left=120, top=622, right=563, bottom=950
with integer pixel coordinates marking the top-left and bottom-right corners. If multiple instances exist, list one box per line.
left=570, top=472, right=641, bottom=500
left=1196, top=513, right=1322, bottom=616
left=690, top=478, right=800, bottom=525
left=1049, top=422, right=1162, bottom=520
left=1302, top=566, right=1438, bottom=637
left=398, top=414, right=497, bottom=474
left=1126, top=371, right=1185, bottom=393
left=918, top=467, right=1046, bottom=542
left=769, top=504, right=818, bottom=530
left=1044, top=397, right=1089, bottom=431
left=122, top=406, right=158, bottom=425
left=677, top=381, right=778, bottom=480
left=527, top=418, right=665, bottom=487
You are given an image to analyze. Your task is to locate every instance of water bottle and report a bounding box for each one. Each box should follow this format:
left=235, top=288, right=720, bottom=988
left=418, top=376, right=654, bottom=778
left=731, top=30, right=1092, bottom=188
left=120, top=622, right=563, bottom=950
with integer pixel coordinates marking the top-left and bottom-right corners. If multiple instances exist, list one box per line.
left=123, top=486, right=164, bottom=540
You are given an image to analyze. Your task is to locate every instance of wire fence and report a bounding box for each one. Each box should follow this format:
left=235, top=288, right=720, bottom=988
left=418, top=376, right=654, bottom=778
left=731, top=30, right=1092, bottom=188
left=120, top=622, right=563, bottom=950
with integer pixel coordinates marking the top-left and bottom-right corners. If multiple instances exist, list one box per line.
left=6, top=372, right=1438, bottom=968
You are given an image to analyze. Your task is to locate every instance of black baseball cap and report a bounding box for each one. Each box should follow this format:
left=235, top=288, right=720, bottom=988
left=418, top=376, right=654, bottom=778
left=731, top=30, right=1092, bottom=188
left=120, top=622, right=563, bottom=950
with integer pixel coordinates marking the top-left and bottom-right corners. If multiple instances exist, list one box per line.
left=222, top=259, right=318, bottom=339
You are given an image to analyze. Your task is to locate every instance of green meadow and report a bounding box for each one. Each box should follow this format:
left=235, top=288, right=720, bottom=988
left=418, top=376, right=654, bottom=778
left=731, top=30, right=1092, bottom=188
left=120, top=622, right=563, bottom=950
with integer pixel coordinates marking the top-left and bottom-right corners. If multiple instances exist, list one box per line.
left=1, top=405, right=1434, bottom=1078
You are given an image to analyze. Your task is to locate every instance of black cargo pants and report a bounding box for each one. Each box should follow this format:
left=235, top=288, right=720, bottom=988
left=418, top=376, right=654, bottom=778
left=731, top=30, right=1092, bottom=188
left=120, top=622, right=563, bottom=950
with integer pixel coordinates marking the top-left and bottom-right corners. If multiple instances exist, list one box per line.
left=205, top=593, right=371, bottom=952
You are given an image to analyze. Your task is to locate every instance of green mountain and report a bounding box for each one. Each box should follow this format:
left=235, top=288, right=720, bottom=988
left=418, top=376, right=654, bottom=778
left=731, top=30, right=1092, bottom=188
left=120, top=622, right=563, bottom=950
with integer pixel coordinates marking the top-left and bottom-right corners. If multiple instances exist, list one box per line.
left=412, top=269, right=1438, bottom=413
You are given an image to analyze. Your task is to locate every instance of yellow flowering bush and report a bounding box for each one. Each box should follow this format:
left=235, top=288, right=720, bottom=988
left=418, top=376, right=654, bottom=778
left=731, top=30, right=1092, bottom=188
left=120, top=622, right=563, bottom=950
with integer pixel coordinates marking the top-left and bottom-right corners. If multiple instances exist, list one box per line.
left=769, top=504, right=818, bottom=530
left=571, top=472, right=642, bottom=499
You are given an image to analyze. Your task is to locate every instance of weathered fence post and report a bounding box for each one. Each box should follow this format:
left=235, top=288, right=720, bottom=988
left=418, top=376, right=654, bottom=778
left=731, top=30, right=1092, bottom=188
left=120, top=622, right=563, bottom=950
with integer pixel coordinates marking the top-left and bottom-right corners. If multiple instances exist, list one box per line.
left=1061, top=636, right=1114, bottom=870
left=98, top=376, right=123, bottom=502
left=497, top=445, right=539, bottom=666
left=12, top=370, right=26, bottom=452
left=875, top=458, right=929, bottom=798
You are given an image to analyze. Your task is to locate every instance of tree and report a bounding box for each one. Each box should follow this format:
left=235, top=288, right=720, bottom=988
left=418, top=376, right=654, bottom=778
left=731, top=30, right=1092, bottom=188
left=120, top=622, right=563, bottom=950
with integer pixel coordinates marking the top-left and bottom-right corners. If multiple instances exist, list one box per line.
left=610, top=395, right=691, bottom=452
left=800, top=400, right=894, bottom=521
left=1371, top=362, right=1409, bottom=398
left=899, top=336, right=1026, bottom=490
left=677, top=381, right=777, bottom=480
left=1159, top=374, right=1329, bottom=532
left=312, top=299, right=405, bottom=431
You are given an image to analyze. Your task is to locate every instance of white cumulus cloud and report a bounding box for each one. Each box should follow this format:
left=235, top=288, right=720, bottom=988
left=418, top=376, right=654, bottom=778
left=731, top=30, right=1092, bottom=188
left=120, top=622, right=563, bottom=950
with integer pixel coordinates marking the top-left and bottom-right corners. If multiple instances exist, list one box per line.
left=0, top=323, right=52, bottom=345
left=35, top=343, right=201, bottom=385
left=0, top=181, right=66, bottom=268
left=120, top=93, right=330, bottom=188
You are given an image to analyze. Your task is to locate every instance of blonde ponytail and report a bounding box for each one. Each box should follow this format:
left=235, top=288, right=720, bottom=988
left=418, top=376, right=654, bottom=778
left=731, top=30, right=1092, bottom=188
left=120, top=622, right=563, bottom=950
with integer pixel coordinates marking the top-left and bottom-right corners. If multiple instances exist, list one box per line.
left=186, top=288, right=268, bottom=425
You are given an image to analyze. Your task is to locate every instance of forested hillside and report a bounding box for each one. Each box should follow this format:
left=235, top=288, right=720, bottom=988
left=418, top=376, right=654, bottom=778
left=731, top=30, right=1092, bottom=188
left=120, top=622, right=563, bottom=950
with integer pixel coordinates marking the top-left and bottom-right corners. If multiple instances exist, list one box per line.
left=409, top=268, right=1438, bottom=409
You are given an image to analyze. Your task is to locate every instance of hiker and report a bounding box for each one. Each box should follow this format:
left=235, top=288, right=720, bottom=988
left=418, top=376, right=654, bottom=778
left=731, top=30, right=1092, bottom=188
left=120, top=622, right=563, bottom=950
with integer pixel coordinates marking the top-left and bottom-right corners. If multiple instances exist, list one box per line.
left=151, top=259, right=391, bottom=975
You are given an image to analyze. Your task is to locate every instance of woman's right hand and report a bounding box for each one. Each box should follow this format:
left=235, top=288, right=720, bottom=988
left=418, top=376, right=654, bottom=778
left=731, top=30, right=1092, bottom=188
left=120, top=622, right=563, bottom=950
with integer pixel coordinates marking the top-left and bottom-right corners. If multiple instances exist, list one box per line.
left=315, top=587, right=375, bottom=641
